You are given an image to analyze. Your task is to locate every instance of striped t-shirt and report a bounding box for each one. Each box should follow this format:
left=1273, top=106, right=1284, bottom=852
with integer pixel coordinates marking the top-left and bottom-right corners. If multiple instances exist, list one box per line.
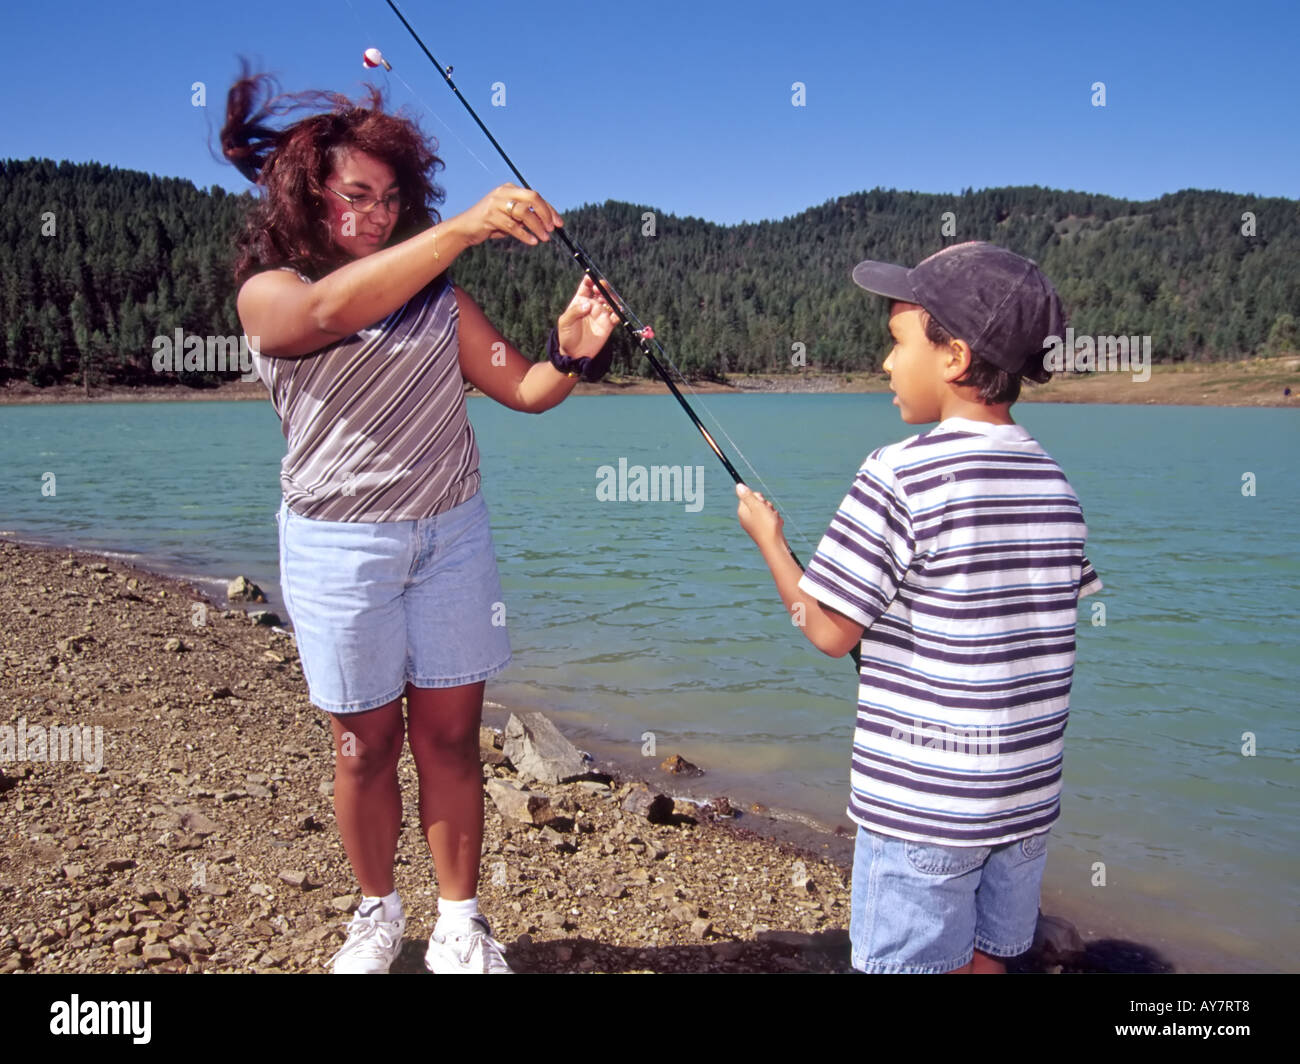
left=249, top=273, right=480, bottom=522
left=797, top=417, right=1102, bottom=846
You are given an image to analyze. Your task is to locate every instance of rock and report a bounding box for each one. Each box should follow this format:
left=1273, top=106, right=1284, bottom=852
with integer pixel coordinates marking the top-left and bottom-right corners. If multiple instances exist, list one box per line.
left=649, top=880, right=679, bottom=902
left=621, top=783, right=674, bottom=825
left=659, top=754, right=703, bottom=777
left=502, top=712, right=588, bottom=785
left=245, top=783, right=273, bottom=798
left=598, top=878, right=626, bottom=900
left=1033, top=913, right=1085, bottom=960
left=479, top=726, right=506, bottom=765
left=330, top=894, right=356, bottom=913
left=537, top=911, right=565, bottom=930
left=278, top=870, right=312, bottom=889
left=669, top=902, right=699, bottom=924
left=249, top=610, right=282, bottom=627
left=142, top=943, right=172, bottom=963
left=227, top=576, right=266, bottom=603
left=790, top=860, right=815, bottom=892
left=104, top=858, right=137, bottom=874
left=710, top=796, right=735, bottom=817
left=690, top=918, right=712, bottom=939
left=485, top=779, right=554, bottom=827
left=178, top=810, right=219, bottom=836
left=62, top=864, right=85, bottom=880
left=112, top=935, right=139, bottom=955
left=318, top=780, right=334, bottom=797
left=537, top=826, right=574, bottom=852
left=163, top=637, right=186, bottom=653
left=56, top=635, right=94, bottom=656
left=756, top=930, right=818, bottom=949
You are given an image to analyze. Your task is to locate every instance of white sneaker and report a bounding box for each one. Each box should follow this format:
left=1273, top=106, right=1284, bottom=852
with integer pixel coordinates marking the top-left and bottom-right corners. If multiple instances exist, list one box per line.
left=424, top=914, right=512, bottom=974
left=329, top=903, right=406, bottom=974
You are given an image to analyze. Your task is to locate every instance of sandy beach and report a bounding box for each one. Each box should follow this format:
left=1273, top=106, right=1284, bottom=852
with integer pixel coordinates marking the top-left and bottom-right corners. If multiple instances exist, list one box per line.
left=0, top=538, right=1169, bottom=974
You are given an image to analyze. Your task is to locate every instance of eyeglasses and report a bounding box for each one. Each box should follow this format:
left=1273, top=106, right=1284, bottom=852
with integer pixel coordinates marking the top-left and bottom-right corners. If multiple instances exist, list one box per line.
left=325, top=185, right=402, bottom=216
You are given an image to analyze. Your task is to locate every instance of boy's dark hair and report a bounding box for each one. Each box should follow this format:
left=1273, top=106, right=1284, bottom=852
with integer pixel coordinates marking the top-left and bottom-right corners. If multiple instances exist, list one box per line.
left=922, top=310, right=1052, bottom=405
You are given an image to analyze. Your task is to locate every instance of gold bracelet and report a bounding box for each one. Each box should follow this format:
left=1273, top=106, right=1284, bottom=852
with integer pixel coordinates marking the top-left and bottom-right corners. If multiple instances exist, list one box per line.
left=431, top=225, right=439, bottom=261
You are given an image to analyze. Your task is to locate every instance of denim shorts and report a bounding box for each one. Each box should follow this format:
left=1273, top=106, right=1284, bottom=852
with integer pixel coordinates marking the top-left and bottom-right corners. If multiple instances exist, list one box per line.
left=274, top=491, right=512, bottom=715
left=848, top=825, right=1049, bottom=973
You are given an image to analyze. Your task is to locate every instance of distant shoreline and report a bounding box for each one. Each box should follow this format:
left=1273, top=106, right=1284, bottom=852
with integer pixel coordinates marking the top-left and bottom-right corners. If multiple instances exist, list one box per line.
left=2, top=357, right=1297, bottom=408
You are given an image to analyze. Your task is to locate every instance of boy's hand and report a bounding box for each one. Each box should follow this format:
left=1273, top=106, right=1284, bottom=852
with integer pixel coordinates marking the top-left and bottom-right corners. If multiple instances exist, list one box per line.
left=736, top=483, right=784, bottom=549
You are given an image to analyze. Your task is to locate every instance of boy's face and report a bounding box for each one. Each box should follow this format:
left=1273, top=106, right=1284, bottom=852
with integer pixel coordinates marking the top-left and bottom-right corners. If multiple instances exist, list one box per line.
left=883, top=302, right=952, bottom=424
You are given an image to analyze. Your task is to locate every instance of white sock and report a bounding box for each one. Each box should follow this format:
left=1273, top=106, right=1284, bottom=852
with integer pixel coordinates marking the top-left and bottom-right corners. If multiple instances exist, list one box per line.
left=436, top=895, right=480, bottom=929
left=358, top=889, right=403, bottom=923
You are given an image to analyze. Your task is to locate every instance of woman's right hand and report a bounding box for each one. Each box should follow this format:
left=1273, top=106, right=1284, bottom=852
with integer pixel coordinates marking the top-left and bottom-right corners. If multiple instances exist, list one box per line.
left=450, top=183, right=563, bottom=248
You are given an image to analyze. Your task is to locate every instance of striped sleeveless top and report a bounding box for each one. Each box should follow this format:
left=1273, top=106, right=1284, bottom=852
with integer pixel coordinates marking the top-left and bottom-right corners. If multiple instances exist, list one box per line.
left=249, top=272, right=480, bottom=522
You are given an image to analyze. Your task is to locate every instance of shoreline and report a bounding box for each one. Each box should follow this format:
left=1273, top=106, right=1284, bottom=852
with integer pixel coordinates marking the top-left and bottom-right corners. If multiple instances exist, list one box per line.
left=1, top=356, right=1298, bottom=408
left=0, top=534, right=1236, bottom=973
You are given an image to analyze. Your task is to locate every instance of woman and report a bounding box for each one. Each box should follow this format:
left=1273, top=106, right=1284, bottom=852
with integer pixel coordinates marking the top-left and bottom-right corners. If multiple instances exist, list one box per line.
left=221, top=71, right=618, bottom=974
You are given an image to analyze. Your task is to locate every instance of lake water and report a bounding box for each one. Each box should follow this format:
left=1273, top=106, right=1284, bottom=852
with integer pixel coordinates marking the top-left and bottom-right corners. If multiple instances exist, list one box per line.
left=1, top=394, right=1296, bottom=972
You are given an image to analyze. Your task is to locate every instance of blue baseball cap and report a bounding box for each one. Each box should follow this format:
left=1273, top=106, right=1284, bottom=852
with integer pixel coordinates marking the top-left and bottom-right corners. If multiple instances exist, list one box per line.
left=852, top=241, right=1066, bottom=375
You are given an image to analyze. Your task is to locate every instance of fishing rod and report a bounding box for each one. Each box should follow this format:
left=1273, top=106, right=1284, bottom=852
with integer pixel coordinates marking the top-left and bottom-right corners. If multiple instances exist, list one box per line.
left=379, top=0, right=861, bottom=670
left=380, top=1, right=741, bottom=481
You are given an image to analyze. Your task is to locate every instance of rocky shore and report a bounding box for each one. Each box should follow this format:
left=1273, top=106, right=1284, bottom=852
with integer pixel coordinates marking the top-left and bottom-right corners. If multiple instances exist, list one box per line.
left=0, top=539, right=1121, bottom=974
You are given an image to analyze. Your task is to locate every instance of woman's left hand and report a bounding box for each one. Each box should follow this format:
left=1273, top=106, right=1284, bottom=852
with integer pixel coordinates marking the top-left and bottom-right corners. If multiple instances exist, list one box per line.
left=556, top=276, right=621, bottom=360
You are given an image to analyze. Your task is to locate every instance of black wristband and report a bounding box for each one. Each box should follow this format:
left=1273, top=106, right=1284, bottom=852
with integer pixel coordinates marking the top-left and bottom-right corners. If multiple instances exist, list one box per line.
left=546, top=327, right=613, bottom=383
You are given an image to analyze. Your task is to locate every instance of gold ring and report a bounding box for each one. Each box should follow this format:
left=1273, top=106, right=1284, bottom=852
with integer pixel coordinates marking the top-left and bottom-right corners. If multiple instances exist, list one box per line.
left=505, top=199, right=517, bottom=217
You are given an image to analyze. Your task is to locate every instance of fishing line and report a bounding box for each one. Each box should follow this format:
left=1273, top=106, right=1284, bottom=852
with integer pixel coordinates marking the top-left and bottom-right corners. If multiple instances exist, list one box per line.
left=375, top=1, right=813, bottom=540
left=341, top=0, right=501, bottom=181
left=368, top=0, right=856, bottom=665
left=638, top=333, right=819, bottom=557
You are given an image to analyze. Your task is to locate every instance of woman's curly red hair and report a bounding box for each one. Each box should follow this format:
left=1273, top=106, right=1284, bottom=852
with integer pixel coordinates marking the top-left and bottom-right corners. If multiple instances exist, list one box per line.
left=221, top=62, right=445, bottom=286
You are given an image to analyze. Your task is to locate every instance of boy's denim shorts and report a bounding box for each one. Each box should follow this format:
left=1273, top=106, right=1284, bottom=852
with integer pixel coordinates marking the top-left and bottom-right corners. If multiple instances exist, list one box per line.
left=274, top=491, right=512, bottom=715
left=849, top=824, right=1048, bottom=973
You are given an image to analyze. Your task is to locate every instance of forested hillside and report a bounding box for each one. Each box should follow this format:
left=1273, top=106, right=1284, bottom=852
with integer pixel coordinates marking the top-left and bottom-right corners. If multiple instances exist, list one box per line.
left=1, top=157, right=1295, bottom=387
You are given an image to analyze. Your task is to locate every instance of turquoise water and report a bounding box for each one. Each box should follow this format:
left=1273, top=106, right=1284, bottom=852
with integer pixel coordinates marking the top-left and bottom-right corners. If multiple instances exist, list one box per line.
left=1, top=394, right=1297, bottom=972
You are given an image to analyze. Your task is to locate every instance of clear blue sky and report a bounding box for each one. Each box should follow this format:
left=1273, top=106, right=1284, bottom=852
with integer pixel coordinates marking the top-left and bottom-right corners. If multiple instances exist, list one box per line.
left=2, top=0, right=1296, bottom=224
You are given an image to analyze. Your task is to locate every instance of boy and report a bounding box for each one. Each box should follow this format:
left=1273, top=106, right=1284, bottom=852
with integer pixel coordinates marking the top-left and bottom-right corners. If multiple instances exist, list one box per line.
left=736, top=242, right=1102, bottom=974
